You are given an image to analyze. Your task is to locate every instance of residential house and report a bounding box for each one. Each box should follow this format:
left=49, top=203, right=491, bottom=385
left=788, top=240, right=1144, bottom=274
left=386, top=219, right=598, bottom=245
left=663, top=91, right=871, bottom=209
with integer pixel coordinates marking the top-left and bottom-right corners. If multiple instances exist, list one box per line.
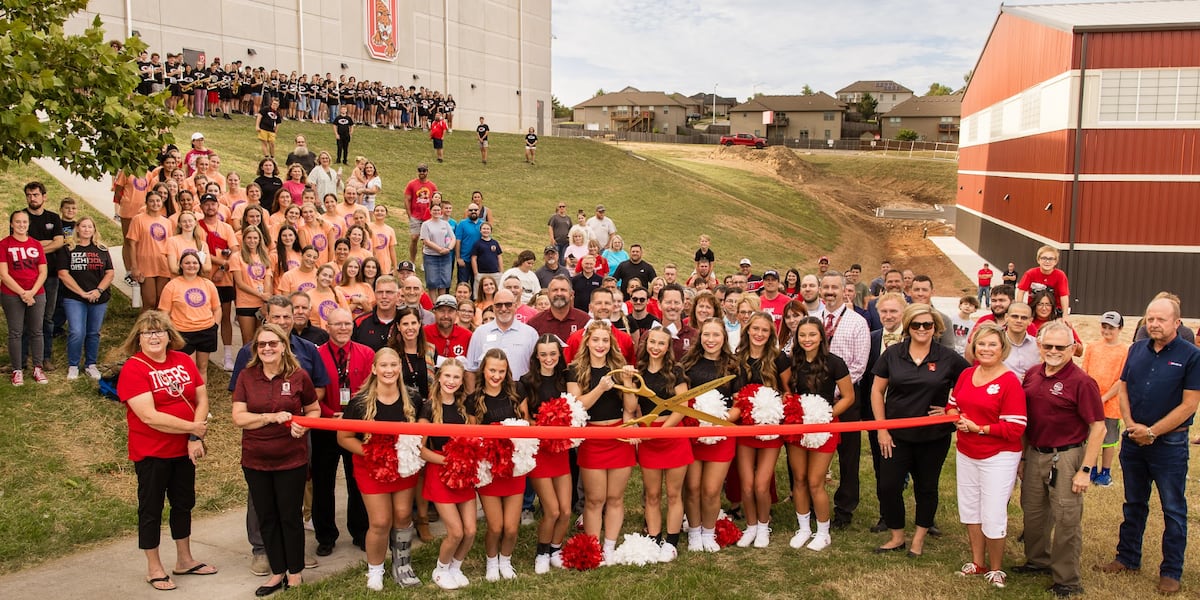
left=728, top=93, right=847, bottom=142
left=571, top=87, right=690, bottom=133
left=836, top=80, right=914, bottom=114
left=881, top=93, right=963, bottom=143
left=689, top=92, right=738, bottom=118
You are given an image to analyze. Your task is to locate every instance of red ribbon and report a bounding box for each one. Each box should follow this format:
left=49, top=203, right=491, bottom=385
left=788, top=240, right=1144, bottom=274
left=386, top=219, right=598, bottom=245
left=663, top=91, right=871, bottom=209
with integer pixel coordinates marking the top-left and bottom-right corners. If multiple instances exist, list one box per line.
left=292, top=414, right=957, bottom=439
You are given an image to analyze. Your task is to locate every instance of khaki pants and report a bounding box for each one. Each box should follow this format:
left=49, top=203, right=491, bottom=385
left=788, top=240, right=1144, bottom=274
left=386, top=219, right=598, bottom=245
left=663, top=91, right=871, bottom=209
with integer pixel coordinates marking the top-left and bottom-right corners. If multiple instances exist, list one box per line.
left=1020, top=444, right=1085, bottom=587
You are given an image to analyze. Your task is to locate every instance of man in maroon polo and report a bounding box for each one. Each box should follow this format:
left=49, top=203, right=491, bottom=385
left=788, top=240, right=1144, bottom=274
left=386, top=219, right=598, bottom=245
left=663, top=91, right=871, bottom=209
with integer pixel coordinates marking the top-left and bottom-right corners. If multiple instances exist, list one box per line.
left=527, top=274, right=589, bottom=342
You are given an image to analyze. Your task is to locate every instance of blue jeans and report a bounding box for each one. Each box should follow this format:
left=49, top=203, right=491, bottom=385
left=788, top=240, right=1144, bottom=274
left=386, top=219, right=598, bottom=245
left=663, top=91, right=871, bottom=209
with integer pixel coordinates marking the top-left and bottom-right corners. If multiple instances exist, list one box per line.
left=1116, top=430, right=1190, bottom=580
left=977, top=286, right=990, bottom=307
left=62, top=298, right=108, bottom=367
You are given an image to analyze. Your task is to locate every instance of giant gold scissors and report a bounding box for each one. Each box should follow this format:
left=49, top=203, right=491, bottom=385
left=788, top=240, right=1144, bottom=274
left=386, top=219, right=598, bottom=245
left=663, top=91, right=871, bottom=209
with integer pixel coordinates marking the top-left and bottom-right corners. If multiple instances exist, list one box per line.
left=608, top=370, right=736, bottom=428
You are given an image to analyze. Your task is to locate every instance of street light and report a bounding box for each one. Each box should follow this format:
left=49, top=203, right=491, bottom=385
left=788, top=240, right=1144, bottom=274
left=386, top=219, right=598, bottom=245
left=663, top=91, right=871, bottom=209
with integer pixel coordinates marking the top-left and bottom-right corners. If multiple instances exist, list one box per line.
left=712, top=83, right=718, bottom=125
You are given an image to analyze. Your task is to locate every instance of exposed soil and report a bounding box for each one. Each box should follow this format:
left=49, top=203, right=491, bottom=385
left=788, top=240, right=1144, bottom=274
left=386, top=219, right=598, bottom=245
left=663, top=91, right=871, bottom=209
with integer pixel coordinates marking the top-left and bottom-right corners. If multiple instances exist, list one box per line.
left=634, top=143, right=974, bottom=295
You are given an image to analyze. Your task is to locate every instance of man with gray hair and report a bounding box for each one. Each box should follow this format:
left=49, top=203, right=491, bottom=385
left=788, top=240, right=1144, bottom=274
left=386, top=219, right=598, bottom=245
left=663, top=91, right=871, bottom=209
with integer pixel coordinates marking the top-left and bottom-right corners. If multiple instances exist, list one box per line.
left=464, top=288, right=538, bottom=391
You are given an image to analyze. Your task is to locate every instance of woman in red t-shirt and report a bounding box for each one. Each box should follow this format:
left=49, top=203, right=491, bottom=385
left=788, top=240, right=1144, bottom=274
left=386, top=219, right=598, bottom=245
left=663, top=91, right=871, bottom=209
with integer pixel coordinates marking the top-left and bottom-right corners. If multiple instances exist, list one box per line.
left=947, top=322, right=1027, bottom=585
left=232, top=323, right=319, bottom=595
left=0, top=210, right=49, bottom=384
left=116, top=310, right=214, bottom=591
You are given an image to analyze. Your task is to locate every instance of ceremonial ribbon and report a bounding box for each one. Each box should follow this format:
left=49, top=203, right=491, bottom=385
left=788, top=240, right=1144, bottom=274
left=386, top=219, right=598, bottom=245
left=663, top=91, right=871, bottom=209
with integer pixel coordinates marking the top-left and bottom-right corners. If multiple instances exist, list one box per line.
left=292, top=414, right=958, bottom=439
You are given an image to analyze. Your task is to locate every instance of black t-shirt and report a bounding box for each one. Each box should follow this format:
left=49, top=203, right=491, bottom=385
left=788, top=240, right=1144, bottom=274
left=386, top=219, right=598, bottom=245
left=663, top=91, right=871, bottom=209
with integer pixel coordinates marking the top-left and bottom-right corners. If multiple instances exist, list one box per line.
left=571, top=273, right=603, bottom=311
left=51, top=218, right=75, bottom=271
left=402, top=352, right=429, bottom=403
left=628, top=313, right=660, bottom=335
left=351, top=311, right=395, bottom=351
left=334, top=115, right=354, bottom=137
left=22, top=209, right=63, bottom=273
left=258, top=107, right=282, bottom=133
left=525, top=133, right=538, bottom=146
left=788, top=353, right=850, bottom=408
left=640, top=365, right=686, bottom=416
left=419, top=400, right=467, bottom=453
left=685, top=357, right=733, bottom=408
left=344, top=393, right=413, bottom=441
left=478, top=392, right=520, bottom=424
left=872, top=339, right=970, bottom=443
left=59, top=242, right=113, bottom=303
left=733, top=353, right=792, bottom=391
left=694, top=248, right=715, bottom=263
left=613, top=260, right=657, bottom=294
left=519, top=371, right=567, bottom=418
left=476, top=124, right=489, bottom=141
left=1002, top=269, right=1019, bottom=285
left=569, top=365, right=624, bottom=422
left=254, top=176, right=283, bottom=213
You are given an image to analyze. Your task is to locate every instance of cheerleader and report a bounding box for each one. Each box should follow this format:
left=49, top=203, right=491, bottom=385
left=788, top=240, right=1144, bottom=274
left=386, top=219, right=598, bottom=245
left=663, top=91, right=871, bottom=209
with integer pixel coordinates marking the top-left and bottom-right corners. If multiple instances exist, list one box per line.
left=519, top=335, right=572, bottom=573
left=419, top=359, right=477, bottom=590
left=680, top=319, right=739, bottom=551
left=785, top=317, right=854, bottom=552
left=567, top=321, right=638, bottom=563
left=471, top=349, right=529, bottom=581
left=636, top=327, right=694, bottom=561
left=336, top=348, right=422, bottom=590
left=733, top=311, right=791, bottom=548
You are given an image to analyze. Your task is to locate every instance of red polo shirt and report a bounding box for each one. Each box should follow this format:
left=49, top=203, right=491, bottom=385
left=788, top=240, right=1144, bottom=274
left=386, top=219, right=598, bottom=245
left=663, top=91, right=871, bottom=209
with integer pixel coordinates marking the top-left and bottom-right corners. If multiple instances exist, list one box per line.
left=317, top=340, right=376, bottom=417
left=425, top=323, right=472, bottom=360
left=1021, top=360, right=1103, bottom=448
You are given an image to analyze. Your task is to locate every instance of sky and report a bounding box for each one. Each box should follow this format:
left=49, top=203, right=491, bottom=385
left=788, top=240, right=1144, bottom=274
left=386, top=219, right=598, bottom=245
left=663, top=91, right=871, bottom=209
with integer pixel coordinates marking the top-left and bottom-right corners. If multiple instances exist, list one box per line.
left=550, top=0, right=1114, bottom=106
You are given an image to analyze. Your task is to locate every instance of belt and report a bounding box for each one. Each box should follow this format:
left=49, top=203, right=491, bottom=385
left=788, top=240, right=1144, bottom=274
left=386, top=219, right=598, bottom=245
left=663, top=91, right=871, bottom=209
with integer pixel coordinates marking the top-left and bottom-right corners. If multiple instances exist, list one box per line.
left=1033, top=442, right=1082, bottom=454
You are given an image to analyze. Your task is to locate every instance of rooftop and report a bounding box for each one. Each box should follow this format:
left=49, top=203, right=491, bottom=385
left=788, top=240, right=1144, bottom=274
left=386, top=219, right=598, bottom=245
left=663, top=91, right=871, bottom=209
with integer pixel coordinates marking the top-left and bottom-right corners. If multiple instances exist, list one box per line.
left=1003, top=0, right=1200, bottom=32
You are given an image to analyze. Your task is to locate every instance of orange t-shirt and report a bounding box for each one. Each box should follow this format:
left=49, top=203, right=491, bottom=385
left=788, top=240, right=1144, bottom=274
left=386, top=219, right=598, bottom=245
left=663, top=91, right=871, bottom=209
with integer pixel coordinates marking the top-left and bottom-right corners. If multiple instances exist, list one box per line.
left=115, top=171, right=150, bottom=219
left=222, top=189, right=247, bottom=214
left=307, top=287, right=346, bottom=328
left=334, top=203, right=360, bottom=230
left=298, top=221, right=335, bottom=260
left=270, top=248, right=303, bottom=274
left=370, top=222, right=397, bottom=274
left=126, top=213, right=172, bottom=278
left=322, top=215, right=345, bottom=242
left=1081, top=341, right=1130, bottom=419
left=276, top=267, right=317, bottom=295
left=227, top=252, right=273, bottom=309
left=335, top=282, right=376, bottom=317
left=348, top=247, right=372, bottom=268
left=159, top=276, right=219, bottom=332
left=164, top=235, right=211, bottom=277
left=205, top=170, right=227, bottom=192
left=168, top=210, right=205, bottom=231
left=231, top=201, right=261, bottom=228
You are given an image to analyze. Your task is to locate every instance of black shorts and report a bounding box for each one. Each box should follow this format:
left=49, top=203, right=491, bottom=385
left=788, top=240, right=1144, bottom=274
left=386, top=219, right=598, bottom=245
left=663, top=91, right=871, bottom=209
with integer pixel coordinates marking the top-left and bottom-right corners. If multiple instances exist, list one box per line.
left=179, top=324, right=219, bottom=354
left=432, top=138, right=444, bottom=149
left=236, top=307, right=261, bottom=318
left=217, top=285, right=236, bottom=304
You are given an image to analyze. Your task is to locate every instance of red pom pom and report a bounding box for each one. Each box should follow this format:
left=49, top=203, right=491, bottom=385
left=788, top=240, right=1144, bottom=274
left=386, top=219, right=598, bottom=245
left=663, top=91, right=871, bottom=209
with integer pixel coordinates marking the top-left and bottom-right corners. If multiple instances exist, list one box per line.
left=561, top=534, right=603, bottom=571
left=440, top=437, right=485, bottom=490
left=536, top=397, right=575, bottom=454
left=733, top=384, right=762, bottom=426
left=484, top=436, right=517, bottom=479
left=781, top=393, right=805, bottom=445
left=680, top=398, right=700, bottom=428
left=714, top=516, right=741, bottom=548
left=361, top=434, right=400, bottom=484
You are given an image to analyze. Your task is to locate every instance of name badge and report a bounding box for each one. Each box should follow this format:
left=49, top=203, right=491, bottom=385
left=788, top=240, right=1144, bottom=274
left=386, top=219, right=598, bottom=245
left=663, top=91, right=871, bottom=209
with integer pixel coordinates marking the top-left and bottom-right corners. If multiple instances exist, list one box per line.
left=281, top=381, right=292, bottom=396
left=486, top=333, right=498, bottom=342
left=340, top=387, right=351, bottom=406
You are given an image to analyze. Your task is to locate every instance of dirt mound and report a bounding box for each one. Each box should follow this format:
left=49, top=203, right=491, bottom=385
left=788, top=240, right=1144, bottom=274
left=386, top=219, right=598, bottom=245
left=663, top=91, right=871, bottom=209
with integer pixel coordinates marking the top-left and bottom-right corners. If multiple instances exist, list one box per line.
left=709, top=145, right=817, bottom=184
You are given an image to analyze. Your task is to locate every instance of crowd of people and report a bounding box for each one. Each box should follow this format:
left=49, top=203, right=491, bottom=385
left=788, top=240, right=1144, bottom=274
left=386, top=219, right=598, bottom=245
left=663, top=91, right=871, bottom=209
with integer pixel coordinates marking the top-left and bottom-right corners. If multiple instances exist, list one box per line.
left=9, top=106, right=1196, bottom=596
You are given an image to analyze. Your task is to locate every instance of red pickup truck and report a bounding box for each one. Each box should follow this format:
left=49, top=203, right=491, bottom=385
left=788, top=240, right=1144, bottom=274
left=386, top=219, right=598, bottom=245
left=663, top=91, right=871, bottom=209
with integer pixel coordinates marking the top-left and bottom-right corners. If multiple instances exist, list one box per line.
left=720, top=133, right=767, bottom=148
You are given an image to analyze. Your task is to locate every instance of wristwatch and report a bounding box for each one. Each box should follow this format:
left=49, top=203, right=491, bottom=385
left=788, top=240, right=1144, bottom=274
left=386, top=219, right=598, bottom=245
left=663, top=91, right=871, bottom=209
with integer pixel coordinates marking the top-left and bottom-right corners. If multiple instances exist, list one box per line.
left=1080, top=466, right=1091, bottom=474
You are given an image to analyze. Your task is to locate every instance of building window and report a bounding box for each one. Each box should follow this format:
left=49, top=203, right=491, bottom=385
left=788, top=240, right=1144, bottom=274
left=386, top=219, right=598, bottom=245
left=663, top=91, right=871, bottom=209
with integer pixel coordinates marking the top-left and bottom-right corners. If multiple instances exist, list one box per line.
left=889, top=117, right=901, bottom=124
left=799, top=130, right=809, bottom=139
left=823, top=111, right=835, bottom=121
left=602, top=106, right=608, bottom=113
left=940, top=116, right=954, bottom=123
left=1099, top=68, right=1200, bottom=122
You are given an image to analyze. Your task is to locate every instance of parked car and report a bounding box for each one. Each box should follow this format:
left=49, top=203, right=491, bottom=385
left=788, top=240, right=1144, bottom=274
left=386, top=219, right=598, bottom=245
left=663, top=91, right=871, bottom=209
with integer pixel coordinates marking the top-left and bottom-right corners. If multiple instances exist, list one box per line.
left=719, top=133, right=767, bottom=149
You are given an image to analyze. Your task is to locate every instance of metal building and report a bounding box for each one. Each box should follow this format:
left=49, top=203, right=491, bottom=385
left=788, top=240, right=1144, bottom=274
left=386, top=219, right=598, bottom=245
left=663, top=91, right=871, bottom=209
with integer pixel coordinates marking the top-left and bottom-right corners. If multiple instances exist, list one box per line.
left=956, top=0, right=1200, bottom=316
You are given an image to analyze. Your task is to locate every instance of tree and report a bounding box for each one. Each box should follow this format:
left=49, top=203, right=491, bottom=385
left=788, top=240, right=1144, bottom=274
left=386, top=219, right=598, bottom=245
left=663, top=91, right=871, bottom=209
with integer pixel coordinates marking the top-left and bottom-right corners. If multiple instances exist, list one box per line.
left=800, top=84, right=814, bottom=96
left=594, top=88, right=606, bottom=97
left=927, top=83, right=954, bottom=96
left=857, top=93, right=878, bottom=120
left=895, top=129, right=920, bottom=141
left=1, top=1, right=179, bottom=179
left=551, top=95, right=571, bottom=119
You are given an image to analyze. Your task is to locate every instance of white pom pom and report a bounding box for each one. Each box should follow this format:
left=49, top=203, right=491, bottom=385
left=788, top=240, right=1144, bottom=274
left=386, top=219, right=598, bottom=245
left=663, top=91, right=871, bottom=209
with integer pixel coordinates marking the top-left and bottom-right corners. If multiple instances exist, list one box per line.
left=609, top=533, right=663, bottom=566
left=692, top=389, right=729, bottom=445
left=799, top=394, right=834, bottom=449
left=475, top=459, right=493, bottom=488
left=750, top=386, right=784, bottom=440
left=502, top=418, right=541, bottom=477
left=564, top=392, right=590, bottom=448
left=394, top=434, right=426, bottom=478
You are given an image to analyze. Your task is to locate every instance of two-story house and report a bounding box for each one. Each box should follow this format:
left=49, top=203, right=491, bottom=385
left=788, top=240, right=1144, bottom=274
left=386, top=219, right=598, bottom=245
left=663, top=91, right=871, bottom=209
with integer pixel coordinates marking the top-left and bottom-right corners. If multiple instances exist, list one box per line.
left=571, top=87, right=690, bottom=133
left=880, top=92, right=964, bottom=143
left=836, top=80, right=914, bottom=115
left=728, top=93, right=847, bottom=142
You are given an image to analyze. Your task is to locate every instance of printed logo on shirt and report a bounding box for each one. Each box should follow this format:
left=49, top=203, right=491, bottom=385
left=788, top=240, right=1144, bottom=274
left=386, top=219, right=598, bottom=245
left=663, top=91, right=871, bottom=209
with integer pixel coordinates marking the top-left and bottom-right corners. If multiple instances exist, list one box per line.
left=281, top=381, right=292, bottom=396
left=928, top=362, right=937, bottom=372
left=248, top=263, right=267, bottom=280
left=318, top=299, right=339, bottom=320
left=311, top=234, right=327, bottom=252
left=149, top=364, right=192, bottom=398
left=375, top=233, right=388, bottom=250
left=987, top=383, right=1000, bottom=395
left=6, top=244, right=40, bottom=263
left=133, top=177, right=149, bottom=191
left=298, top=281, right=316, bottom=293
left=1050, top=382, right=1064, bottom=396
left=1168, top=361, right=1183, bottom=368
left=184, top=287, right=208, bottom=308
left=451, top=344, right=465, bottom=357
left=150, top=222, right=168, bottom=241
left=287, top=259, right=300, bottom=270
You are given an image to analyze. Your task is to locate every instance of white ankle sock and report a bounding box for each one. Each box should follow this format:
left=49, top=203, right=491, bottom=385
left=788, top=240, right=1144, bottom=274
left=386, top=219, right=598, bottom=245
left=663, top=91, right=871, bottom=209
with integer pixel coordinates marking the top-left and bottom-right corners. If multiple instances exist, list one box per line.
left=797, top=512, right=811, bottom=532
left=603, top=538, right=617, bottom=553
left=499, top=554, right=512, bottom=567
left=486, top=555, right=498, bottom=567
left=368, top=562, right=385, bottom=575
left=437, top=560, right=451, bottom=570
left=815, top=520, right=830, bottom=536
left=450, top=558, right=463, bottom=571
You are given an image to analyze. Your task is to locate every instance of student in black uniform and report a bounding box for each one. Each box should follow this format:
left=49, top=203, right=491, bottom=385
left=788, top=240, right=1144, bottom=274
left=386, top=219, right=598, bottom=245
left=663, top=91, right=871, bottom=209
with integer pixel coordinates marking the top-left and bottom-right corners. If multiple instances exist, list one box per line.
left=333, top=105, right=354, bottom=165
left=524, top=127, right=538, bottom=165
left=476, top=117, right=490, bottom=164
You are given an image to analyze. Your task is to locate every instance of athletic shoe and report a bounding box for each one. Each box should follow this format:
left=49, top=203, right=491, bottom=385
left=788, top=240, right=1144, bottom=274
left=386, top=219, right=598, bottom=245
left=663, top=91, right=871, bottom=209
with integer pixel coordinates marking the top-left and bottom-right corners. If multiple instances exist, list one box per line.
left=789, top=530, right=812, bottom=549
left=32, top=367, right=48, bottom=384
left=549, top=550, right=563, bottom=569
left=753, top=524, right=771, bottom=548
left=366, top=570, right=384, bottom=591
left=984, top=570, right=1007, bottom=589
left=806, top=533, right=832, bottom=552
left=67, top=366, right=80, bottom=380
left=534, top=554, right=550, bottom=575
left=11, top=370, right=23, bottom=386
left=485, top=562, right=500, bottom=582
left=959, top=562, right=985, bottom=576
left=1094, top=470, right=1113, bottom=487
left=450, top=567, right=469, bottom=587
left=85, top=365, right=102, bottom=380
left=687, top=528, right=703, bottom=551
left=521, top=510, right=535, bottom=525
left=498, top=562, right=516, bottom=580
left=224, top=354, right=235, bottom=372
left=702, top=535, right=720, bottom=553
left=250, top=553, right=270, bottom=576
left=659, top=542, right=678, bottom=563
left=432, top=568, right=459, bottom=590
left=736, top=524, right=758, bottom=548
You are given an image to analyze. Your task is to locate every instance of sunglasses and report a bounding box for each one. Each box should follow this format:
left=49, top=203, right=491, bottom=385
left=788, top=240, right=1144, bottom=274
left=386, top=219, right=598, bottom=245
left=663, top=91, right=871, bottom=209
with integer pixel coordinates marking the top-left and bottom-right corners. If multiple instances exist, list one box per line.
left=493, top=302, right=514, bottom=309
left=631, top=297, right=648, bottom=303
left=909, top=321, right=936, bottom=330
left=256, top=340, right=282, bottom=349
left=1040, top=343, right=1073, bottom=352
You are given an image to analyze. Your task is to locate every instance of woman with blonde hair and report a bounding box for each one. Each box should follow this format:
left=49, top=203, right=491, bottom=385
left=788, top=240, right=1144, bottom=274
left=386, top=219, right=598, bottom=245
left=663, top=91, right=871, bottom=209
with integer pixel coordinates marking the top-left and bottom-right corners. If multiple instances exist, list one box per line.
left=58, top=217, right=115, bottom=380
left=126, top=190, right=173, bottom=311
left=166, top=211, right=212, bottom=277
left=563, top=225, right=589, bottom=268
left=229, top=225, right=274, bottom=343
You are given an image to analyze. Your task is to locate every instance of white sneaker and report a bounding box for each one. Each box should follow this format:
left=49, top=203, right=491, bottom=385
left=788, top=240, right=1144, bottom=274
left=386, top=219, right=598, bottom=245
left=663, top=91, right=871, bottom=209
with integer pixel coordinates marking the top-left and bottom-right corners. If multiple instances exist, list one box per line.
left=499, top=562, right=516, bottom=580
left=702, top=536, right=720, bottom=552
left=223, top=354, right=234, bottom=372
left=806, top=532, right=831, bottom=552
left=659, top=542, right=678, bottom=563
left=534, top=554, right=550, bottom=575
left=549, top=550, right=563, bottom=569
left=366, top=570, right=384, bottom=591
left=432, top=568, right=459, bottom=590
left=521, top=510, right=535, bottom=525
left=736, top=524, right=758, bottom=548
left=67, top=366, right=80, bottom=380
left=687, top=528, right=703, bottom=551
left=85, top=364, right=102, bottom=380
left=754, top=524, right=771, bottom=548
left=485, top=561, right=500, bottom=582
left=789, top=530, right=812, bottom=549
left=451, top=567, right=469, bottom=587
left=601, top=548, right=613, bottom=566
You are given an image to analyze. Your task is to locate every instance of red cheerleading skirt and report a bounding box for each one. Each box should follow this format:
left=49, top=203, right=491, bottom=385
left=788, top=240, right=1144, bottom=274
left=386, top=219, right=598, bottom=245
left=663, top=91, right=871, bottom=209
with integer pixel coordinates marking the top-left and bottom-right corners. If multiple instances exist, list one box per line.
left=738, top=430, right=784, bottom=450
left=479, top=473, right=526, bottom=497
left=637, top=421, right=694, bottom=470
left=785, top=417, right=840, bottom=454
left=577, top=423, right=636, bottom=470
left=423, top=458, right=476, bottom=505
left=530, top=447, right=570, bottom=479
left=352, top=454, right=418, bottom=495
left=691, top=436, right=736, bottom=463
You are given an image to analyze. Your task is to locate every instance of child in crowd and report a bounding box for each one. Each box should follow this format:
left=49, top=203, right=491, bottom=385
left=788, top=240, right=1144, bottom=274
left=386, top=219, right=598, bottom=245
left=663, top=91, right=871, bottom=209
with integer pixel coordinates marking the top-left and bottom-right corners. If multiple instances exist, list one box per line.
left=693, top=234, right=715, bottom=274
left=952, top=295, right=980, bottom=356
left=1080, top=311, right=1129, bottom=487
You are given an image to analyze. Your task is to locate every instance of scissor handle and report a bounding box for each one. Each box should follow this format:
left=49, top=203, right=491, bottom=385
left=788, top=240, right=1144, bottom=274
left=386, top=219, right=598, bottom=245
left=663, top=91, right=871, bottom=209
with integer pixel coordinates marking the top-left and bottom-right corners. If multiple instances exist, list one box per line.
left=607, top=369, right=651, bottom=397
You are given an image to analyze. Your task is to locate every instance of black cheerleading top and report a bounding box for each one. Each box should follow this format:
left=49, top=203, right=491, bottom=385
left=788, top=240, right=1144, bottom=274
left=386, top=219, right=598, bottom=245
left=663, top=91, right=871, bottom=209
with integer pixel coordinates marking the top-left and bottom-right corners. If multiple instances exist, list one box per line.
left=570, top=365, right=625, bottom=422
left=640, top=365, right=686, bottom=416
left=420, top=400, right=467, bottom=453
left=479, top=392, right=521, bottom=424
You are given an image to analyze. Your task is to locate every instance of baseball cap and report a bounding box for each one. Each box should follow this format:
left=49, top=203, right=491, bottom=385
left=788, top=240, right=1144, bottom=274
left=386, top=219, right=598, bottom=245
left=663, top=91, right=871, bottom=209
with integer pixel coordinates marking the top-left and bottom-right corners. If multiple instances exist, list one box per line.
left=543, top=245, right=559, bottom=256
left=199, top=193, right=219, bottom=204
left=191, top=132, right=204, bottom=141
left=397, top=261, right=416, bottom=272
left=762, top=269, right=779, bottom=279
left=1099, top=311, right=1124, bottom=328
left=416, top=163, right=428, bottom=172
left=739, top=258, right=752, bottom=266
left=433, top=294, right=458, bottom=309
left=818, top=256, right=830, bottom=263
left=595, top=204, right=606, bottom=212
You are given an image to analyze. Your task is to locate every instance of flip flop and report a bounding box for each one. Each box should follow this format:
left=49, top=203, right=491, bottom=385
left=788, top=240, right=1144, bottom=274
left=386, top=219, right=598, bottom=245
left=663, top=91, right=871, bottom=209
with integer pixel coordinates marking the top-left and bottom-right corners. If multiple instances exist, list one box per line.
left=146, top=575, right=176, bottom=591
left=172, top=563, right=218, bottom=576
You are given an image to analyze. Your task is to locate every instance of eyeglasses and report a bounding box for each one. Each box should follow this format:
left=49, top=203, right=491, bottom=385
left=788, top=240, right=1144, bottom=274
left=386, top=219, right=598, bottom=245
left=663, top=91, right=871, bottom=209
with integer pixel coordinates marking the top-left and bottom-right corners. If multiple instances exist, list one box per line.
left=1038, top=256, right=1056, bottom=261
left=140, top=330, right=167, bottom=337
left=256, top=340, right=282, bottom=349
left=631, top=297, right=648, bottom=303
left=557, top=205, right=566, bottom=208
left=493, top=302, right=514, bottom=309
left=1041, top=343, right=1073, bottom=352
left=909, top=321, right=936, bottom=330
left=737, top=309, right=754, bottom=316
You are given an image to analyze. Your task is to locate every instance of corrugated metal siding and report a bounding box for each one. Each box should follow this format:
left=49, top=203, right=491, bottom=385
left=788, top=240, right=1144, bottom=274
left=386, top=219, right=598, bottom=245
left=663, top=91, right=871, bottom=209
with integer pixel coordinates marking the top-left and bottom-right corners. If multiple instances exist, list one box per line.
left=1080, top=129, right=1200, bottom=175
left=1077, top=181, right=1200, bottom=245
left=963, top=14, right=1074, bottom=115
left=957, top=173, right=1071, bottom=242
left=959, top=130, right=1075, bottom=173
left=1077, top=29, right=1200, bottom=69
left=956, top=207, right=1047, bottom=280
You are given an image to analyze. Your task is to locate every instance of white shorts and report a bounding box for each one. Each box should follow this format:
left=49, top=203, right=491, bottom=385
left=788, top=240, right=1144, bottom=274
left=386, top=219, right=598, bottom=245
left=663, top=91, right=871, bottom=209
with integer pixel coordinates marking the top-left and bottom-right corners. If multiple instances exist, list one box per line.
left=956, top=449, right=1021, bottom=539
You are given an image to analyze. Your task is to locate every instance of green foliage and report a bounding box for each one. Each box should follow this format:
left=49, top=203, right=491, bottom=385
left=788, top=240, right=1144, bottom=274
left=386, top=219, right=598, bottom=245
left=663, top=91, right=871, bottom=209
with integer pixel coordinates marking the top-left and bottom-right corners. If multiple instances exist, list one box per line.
left=801, top=84, right=814, bottom=96
left=926, top=82, right=954, bottom=96
left=857, top=92, right=878, bottom=120
left=895, top=128, right=920, bottom=141
left=551, top=95, right=571, bottom=118
left=0, top=1, right=179, bottom=179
